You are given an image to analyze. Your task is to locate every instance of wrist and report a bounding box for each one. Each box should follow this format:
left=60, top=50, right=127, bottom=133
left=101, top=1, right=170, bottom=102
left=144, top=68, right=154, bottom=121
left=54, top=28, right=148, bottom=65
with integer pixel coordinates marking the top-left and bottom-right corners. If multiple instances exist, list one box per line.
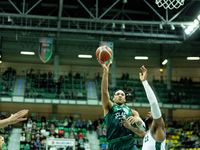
left=142, top=80, right=148, bottom=84
left=4, top=118, right=10, bottom=125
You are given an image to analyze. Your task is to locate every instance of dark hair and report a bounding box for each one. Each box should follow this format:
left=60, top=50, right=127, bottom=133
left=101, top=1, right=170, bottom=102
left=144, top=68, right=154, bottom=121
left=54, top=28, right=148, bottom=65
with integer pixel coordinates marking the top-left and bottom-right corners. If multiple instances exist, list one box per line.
left=161, top=110, right=166, bottom=122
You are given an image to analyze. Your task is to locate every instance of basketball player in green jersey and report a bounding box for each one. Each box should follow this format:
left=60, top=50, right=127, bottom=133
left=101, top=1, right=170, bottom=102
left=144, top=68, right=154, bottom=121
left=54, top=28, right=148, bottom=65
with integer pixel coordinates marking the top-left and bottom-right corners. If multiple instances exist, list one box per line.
left=97, top=59, right=146, bottom=150
left=122, top=65, right=166, bottom=150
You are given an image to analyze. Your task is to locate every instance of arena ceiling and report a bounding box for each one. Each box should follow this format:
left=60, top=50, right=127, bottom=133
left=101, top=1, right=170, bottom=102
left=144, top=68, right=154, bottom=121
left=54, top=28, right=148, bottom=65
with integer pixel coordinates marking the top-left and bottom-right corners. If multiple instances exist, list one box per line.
left=0, top=0, right=200, bottom=66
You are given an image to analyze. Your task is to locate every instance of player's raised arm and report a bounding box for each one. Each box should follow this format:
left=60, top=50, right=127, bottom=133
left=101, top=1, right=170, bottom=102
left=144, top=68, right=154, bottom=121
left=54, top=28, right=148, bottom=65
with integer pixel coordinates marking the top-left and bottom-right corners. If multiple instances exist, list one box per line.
left=97, top=58, right=113, bottom=116
left=139, top=65, right=165, bottom=141
left=131, top=110, right=146, bottom=131
left=0, top=109, right=28, bottom=128
left=122, top=118, right=146, bottom=138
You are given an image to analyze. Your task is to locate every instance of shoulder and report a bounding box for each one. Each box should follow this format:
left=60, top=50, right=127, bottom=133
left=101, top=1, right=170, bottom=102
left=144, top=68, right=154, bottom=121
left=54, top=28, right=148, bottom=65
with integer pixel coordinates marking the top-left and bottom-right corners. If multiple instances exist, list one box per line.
left=131, top=109, right=139, bottom=117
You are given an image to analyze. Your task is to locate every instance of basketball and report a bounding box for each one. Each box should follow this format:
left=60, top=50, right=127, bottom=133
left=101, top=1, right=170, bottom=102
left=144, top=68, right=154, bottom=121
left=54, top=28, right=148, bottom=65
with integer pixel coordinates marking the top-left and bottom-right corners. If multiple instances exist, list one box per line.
left=96, top=45, right=112, bottom=62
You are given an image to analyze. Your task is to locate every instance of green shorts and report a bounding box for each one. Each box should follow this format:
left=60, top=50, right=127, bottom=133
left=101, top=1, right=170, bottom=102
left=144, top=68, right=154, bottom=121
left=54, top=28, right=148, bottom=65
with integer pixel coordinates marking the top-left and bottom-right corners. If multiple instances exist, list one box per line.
left=108, top=138, right=138, bottom=150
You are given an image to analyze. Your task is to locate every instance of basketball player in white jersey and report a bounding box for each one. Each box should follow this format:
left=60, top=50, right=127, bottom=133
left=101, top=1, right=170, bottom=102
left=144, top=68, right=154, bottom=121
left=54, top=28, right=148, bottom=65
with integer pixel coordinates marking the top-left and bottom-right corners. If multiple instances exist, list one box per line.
left=122, top=65, right=166, bottom=150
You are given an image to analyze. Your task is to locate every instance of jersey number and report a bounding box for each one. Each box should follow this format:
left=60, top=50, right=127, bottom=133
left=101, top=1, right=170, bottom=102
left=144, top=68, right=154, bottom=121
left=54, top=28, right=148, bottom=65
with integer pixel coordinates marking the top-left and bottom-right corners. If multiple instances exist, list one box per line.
left=145, top=136, right=149, bottom=143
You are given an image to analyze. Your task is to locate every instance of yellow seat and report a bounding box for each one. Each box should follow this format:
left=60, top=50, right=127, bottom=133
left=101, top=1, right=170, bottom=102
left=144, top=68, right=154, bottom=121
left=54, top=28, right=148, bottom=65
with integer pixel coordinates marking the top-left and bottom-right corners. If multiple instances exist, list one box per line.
left=177, top=131, right=181, bottom=135
left=173, top=140, right=178, bottom=144
left=169, top=148, right=174, bottom=150
left=171, top=135, right=176, bottom=139
left=175, top=135, right=180, bottom=139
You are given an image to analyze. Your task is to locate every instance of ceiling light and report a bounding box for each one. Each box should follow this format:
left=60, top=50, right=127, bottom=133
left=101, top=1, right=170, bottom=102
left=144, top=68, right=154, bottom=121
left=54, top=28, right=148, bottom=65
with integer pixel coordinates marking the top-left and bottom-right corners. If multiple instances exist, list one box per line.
left=198, top=15, right=200, bottom=21
left=78, top=55, right=92, bottom=58
left=188, top=26, right=194, bottom=32
left=194, top=19, right=199, bottom=25
left=162, top=59, right=168, bottom=65
left=7, top=16, right=12, bottom=22
left=134, top=56, right=148, bottom=60
left=123, top=0, right=128, bottom=3
left=20, top=51, right=35, bottom=55
left=112, top=23, right=116, bottom=28
left=187, top=57, right=200, bottom=60
left=121, top=23, right=125, bottom=29
left=170, top=24, right=175, bottom=30
left=181, top=24, right=186, bottom=29
left=184, top=29, right=190, bottom=35
left=159, top=24, right=163, bottom=29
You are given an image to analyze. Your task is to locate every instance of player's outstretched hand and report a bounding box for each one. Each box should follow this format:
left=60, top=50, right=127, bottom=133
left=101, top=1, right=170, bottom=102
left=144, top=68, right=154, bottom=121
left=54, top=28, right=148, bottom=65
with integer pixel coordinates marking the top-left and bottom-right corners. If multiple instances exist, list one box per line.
left=97, top=58, right=110, bottom=72
left=7, top=109, right=28, bottom=125
left=127, top=116, right=140, bottom=125
left=139, top=65, right=147, bottom=82
left=122, top=118, right=131, bottom=129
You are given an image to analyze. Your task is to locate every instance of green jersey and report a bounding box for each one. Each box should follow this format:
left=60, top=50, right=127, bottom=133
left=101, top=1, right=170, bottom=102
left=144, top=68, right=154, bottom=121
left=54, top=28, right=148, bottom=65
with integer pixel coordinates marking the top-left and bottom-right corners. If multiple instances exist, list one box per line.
left=104, top=103, right=135, bottom=141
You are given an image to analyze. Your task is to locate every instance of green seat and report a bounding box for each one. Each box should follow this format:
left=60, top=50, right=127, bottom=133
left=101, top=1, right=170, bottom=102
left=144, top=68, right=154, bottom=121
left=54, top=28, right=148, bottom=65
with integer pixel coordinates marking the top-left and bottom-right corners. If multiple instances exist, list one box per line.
left=58, top=127, right=64, bottom=130
left=64, top=128, right=69, bottom=132
left=37, top=123, right=41, bottom=127
left=83, top=132, right=87, bottom=137
left=1, top=82, right=6, bottom=86
left=74, top=128, right=78, bottom=132
left=82, top=128, right=86, bottom=133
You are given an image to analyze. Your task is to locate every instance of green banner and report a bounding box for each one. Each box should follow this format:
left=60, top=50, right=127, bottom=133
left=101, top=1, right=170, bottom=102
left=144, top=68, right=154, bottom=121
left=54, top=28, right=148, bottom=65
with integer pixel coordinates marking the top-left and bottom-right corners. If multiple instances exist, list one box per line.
left=39, top=37, right=53, bottom=63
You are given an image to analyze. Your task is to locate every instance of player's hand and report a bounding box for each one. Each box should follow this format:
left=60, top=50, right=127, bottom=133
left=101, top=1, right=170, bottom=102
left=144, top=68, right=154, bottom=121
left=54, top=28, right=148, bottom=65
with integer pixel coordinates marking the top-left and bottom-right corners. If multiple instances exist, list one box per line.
left=7, top=109, right=28, bottom=124
left=127, top=116, right=140, bottom=125
left=97, top=58, right=110, bottom=72
left=139, top=65, right=147, bottom=82
left=122, top=118, right=131, bottom=129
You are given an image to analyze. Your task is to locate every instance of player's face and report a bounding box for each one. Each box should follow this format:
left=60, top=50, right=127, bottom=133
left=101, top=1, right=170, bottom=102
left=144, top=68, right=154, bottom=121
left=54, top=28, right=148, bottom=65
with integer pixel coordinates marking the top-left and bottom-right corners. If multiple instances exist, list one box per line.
left=0, top=137, right=5, bottom=148
left=113, top=92, right=126, bottom=105
left=145, top=111, right=153, bottom=120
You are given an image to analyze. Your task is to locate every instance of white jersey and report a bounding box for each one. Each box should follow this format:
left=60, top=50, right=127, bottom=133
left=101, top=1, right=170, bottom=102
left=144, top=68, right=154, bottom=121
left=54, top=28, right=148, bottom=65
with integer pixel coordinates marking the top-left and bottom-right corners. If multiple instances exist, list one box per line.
left=142, top=130, right=166, bottom=150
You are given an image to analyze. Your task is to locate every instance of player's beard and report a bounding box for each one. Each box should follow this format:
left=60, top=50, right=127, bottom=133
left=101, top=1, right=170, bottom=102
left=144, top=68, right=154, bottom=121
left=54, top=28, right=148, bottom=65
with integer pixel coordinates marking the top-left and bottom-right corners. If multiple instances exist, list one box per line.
left=145, top=117, right=153, bottom=130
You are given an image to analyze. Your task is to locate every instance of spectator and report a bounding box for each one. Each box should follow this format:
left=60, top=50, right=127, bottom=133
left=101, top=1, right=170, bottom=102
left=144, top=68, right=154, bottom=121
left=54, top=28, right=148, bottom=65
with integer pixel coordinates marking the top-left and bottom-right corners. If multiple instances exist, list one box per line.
left=20, top=134, right=26, bottom=144
left=40, top=140, right=45, bottom=150
left=20, top=145, right=25, bottom=150
left=24, top=143, right=30, bottom=150
left=59, top=75, right=64, bottom=83
left=68, top=92, right=72, bottom=99
left=125, top=72, right=129, bottom=80
left=188, top=77, right=193, bottom=85
left=96, top=72, right=100, bottom=81
left=131, top=88, right=135, bottom=100
left=77, top=91, right=83, bottom=98
left=29, top=90, right=34, bottom=98
left=33, top=91, right=38, bottom=98
left=30, top=140, right=35, bottom=150
left=34, top=140, right=40, bottom=149
left=166, top=138, right=174, bottom=150
left=78, top=137, right=84, bottom=144
left=82, top=119, right=87, bottom=128
left=75, top=72, right=80, bottom=79
left=123, top=84, right=127, bottom=91
left=87, top=120, right=93, bottom=134
left=77, top=119, right=82, bottom=128
left=68, top=69, right=72, bottom=79
left=57, top=80, right=61, bottom=94
left=35, top=70, right=40, bottom=79
left=78, top=132, right=84, bottom=139
left=84, top=141, right=90, bottom=150
left=100, top=141, right=108, bottom=150
left=5, top=83, right=9, bottom=92
left=121, top=73, right=125, bottom=80
left=59, top=91, right=65, bottom=99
